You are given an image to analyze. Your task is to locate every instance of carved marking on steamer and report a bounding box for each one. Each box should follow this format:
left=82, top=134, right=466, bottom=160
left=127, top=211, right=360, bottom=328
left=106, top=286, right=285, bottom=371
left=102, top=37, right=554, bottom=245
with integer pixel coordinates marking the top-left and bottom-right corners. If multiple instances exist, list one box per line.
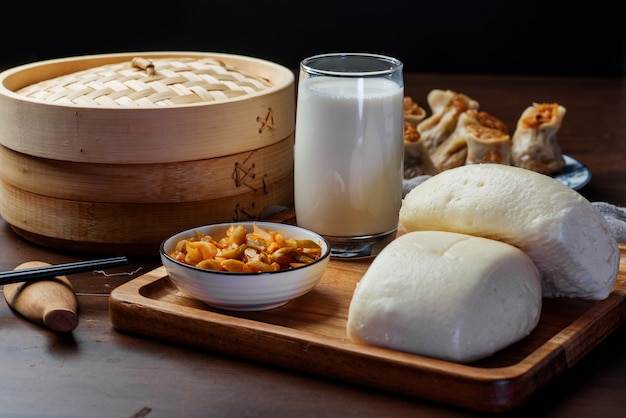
left=262, top=175, right=269, bottom=193
left=233, top=160, right=256, bottom=188
left=232, top=152, right=257, bottom=190
left=231, top=150, right=272, bottom=220
left=256, top=108, right=275, bottom=133
left=232, top=151, right=270, bottom=193
left=233, top=202, right=256, bottom=221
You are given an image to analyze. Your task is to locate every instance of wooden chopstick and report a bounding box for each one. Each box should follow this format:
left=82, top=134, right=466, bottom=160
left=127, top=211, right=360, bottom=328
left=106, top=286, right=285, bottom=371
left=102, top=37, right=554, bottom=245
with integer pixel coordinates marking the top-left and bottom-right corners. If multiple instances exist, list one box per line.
left=0, top=256, right=129, bottom=286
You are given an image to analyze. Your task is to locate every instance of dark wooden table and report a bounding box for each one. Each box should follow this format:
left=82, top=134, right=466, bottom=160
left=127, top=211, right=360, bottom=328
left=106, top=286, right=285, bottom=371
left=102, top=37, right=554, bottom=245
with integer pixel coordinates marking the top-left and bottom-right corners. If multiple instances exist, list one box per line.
left=1, top=73, right=625, bottom=418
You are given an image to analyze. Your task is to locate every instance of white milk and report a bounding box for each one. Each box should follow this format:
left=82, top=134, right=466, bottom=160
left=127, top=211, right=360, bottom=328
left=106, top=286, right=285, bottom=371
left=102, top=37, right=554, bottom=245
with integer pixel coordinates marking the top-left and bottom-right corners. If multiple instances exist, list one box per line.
left=294, top=76, right=404, bottom=237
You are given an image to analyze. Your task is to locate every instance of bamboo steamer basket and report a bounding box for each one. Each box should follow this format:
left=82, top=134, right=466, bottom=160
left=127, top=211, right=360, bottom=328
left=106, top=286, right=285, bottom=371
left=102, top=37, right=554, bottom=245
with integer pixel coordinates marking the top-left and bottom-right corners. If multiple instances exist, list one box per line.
left=0, top=52, right=294, bottom=163
left=0, top=52, right=296, bottom=256
left=0, top=135, right=294, bottom=203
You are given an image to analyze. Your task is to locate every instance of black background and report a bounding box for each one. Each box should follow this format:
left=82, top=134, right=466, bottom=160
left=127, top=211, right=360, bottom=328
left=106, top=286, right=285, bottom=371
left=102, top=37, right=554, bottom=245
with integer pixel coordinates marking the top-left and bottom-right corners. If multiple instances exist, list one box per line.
left=2, top=1, right=624, bottom=76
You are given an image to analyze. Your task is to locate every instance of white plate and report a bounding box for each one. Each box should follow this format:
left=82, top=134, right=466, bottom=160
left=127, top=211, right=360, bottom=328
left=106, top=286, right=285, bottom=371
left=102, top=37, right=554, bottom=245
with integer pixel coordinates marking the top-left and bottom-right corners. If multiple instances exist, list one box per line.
left=552, top=155, right=591, bottom=190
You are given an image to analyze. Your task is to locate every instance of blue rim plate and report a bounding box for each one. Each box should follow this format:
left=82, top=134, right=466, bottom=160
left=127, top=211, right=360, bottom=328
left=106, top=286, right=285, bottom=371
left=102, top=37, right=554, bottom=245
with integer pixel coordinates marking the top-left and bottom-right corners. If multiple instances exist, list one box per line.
left=552, top=154, right=591, bottom=190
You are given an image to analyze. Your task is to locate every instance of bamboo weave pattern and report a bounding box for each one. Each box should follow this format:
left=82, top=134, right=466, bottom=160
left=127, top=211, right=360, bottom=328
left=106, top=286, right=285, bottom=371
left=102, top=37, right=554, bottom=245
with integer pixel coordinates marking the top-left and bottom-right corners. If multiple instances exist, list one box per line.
left=17, top=57, right=274, bottom=107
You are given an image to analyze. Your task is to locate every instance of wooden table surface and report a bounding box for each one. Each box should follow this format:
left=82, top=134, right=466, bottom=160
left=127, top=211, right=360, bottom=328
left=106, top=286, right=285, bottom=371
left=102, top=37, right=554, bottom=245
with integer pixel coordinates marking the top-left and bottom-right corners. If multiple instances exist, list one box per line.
left=1, top=73, right=625, bottom=418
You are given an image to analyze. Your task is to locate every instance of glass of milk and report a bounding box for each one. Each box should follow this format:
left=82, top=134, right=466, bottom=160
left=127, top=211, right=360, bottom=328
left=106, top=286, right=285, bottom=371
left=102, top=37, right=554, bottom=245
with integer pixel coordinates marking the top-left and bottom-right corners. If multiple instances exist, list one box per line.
left=294, top=53, right=404, bottom=258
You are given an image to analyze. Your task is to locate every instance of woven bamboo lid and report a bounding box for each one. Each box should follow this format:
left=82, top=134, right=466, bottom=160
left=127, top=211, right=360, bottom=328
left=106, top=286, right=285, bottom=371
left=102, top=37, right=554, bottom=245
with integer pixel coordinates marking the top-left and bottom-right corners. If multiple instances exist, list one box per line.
left=0, top=52, right=295, bottom=163
left=16, top=56, right=274, bottom=107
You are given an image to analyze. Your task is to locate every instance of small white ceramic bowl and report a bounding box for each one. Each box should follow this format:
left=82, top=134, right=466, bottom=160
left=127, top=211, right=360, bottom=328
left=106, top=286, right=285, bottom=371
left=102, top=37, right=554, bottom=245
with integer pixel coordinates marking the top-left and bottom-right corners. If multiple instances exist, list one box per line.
left=160, top=221, right=330, bottom=311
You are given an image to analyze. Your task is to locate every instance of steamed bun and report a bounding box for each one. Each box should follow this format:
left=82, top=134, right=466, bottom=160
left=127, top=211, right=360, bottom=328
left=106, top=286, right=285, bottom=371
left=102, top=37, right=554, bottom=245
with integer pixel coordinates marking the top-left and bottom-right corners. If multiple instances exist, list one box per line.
left=347, top=231, right=542, bottom=363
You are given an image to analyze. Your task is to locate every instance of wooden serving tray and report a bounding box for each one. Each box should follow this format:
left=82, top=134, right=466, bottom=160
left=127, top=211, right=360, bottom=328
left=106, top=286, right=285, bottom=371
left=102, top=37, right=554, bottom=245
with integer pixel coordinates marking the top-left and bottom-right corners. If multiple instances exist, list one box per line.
left=109, top=243, right=626, bottom=413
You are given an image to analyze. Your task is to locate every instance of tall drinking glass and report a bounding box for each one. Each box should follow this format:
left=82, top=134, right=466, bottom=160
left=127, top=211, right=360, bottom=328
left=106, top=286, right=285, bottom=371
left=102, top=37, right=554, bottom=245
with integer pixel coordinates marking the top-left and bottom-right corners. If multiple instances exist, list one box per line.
left=294, top=53, right=404, bottom=258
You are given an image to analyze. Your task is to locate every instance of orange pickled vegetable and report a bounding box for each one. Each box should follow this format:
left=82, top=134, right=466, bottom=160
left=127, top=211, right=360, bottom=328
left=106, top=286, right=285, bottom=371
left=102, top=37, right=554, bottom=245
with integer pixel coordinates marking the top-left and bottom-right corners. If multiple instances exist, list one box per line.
left=170, top=223, right=323, bottom=272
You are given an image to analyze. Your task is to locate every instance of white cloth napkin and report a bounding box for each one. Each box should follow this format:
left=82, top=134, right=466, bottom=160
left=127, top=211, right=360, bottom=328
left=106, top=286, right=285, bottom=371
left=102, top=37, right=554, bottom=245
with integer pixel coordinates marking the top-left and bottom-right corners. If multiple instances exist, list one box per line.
left=591, top=202, right=626, bottom=244
left=402, top=176, right=626, bottom=244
